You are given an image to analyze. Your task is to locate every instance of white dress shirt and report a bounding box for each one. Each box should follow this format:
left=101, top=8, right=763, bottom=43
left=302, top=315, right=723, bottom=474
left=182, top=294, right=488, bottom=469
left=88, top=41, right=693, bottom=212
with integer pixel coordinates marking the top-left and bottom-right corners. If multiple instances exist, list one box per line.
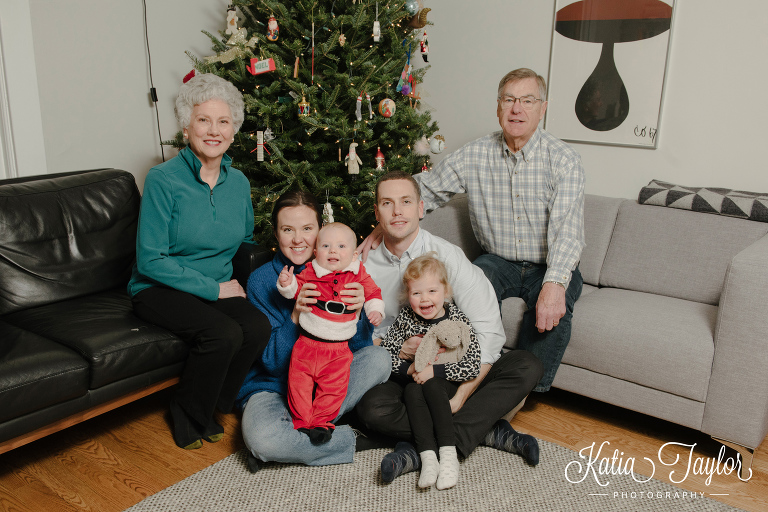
left=366, top=227, right=506, bottom=365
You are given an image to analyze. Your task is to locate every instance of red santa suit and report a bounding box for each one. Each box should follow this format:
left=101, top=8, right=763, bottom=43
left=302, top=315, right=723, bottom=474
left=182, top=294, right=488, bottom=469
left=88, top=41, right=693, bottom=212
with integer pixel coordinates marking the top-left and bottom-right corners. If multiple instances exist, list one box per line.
left=278, top=258, right=384, bottom=431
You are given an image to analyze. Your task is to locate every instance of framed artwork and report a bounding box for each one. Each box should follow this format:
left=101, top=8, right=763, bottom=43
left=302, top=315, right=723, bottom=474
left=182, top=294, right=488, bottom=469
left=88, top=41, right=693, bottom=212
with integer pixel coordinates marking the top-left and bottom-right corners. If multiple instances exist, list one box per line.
left=544, top=0, right=676, bottom=148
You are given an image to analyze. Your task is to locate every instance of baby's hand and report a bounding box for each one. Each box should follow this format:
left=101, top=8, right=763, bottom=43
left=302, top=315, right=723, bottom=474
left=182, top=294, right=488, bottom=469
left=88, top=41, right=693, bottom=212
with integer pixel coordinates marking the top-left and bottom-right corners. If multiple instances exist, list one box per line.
left=367, top=310, right=383, bottom=327
left=278, top=265, right=294, bottom=287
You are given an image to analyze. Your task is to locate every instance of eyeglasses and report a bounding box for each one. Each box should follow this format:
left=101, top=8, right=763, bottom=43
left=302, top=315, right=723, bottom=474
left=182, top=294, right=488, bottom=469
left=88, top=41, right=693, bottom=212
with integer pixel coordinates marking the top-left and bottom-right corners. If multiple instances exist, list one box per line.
left=498, top=94, right=543, bottom=111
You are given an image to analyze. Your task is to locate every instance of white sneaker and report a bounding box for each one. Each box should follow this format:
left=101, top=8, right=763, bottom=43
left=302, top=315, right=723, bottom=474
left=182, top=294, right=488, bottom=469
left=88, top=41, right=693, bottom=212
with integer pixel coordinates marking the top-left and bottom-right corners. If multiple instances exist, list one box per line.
left=436, top=446, right=459, bottom=490
left=418, top=450, right=439, bottom=488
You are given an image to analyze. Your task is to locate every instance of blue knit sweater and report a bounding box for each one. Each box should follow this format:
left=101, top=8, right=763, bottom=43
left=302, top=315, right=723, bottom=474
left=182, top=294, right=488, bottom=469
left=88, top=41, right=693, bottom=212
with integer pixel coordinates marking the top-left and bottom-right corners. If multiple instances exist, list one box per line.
left=235, top=252, right=374, bottom=411
left=128, top=146, right=254, bottom=300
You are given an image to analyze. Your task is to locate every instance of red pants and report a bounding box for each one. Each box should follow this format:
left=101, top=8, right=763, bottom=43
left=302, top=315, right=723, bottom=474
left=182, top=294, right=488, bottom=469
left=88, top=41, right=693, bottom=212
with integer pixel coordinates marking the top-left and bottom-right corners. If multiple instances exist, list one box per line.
left=287, top=336, right=353, bottom=430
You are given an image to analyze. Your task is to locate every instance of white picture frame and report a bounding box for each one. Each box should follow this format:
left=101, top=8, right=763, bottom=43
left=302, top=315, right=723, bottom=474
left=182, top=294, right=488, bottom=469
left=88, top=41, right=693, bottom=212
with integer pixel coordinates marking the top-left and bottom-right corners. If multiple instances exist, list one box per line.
left=544, top=0, right=676, bottom=148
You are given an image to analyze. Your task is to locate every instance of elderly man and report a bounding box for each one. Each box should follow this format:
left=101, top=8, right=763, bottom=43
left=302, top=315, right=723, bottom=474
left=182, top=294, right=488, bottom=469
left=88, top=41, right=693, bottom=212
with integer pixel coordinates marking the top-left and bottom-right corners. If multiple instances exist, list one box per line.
left=355, top=171, right=543, bottom=483
left=413, top=68, right=586, bottom=393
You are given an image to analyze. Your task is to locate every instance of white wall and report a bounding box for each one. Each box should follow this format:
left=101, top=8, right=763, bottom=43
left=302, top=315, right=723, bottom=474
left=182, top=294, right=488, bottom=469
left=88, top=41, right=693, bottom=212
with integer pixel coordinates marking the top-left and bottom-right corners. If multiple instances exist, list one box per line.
left=0, top=0, right=47, bottom=178
left=25, top=0, right=768, bottom=198
left=28, top=0, right=226, bottom=190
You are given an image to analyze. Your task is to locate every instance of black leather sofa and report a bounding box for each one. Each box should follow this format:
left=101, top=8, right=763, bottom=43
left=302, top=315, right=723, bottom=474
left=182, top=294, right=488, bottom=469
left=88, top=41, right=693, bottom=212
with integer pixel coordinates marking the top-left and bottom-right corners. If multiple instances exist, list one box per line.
left=0, top=169, right=270, bottom=454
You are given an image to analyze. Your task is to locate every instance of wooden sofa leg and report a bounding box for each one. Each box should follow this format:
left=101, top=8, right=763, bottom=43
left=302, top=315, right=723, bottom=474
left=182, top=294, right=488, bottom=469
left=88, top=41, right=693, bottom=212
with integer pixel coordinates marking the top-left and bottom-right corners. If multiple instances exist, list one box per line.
left=712, top=437, right=754, bottom=481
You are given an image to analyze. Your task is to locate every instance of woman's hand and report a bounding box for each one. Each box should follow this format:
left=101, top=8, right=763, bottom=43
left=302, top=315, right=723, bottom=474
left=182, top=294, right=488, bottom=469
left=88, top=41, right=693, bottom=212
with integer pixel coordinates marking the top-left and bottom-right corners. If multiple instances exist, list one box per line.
left=339, top=282, right=365, bottom=311
left=291, top=283, right=320, bottom=324
left=412, top=365, right=434, bottom=384
left=219, top=279, right=246, bottom=299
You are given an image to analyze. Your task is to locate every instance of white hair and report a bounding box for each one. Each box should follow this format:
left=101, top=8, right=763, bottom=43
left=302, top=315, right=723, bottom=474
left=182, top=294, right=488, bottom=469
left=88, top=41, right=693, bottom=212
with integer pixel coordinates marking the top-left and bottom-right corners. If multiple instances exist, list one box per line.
left=175, top=73, right=245, bottom=133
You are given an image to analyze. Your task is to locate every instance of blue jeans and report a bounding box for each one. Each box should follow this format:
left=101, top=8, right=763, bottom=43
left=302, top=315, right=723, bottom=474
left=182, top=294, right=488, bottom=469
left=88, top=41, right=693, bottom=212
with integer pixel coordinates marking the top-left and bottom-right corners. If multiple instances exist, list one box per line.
left=473, top=254, right=583, bottom=392
left=241, top=345, right=390, bottom=466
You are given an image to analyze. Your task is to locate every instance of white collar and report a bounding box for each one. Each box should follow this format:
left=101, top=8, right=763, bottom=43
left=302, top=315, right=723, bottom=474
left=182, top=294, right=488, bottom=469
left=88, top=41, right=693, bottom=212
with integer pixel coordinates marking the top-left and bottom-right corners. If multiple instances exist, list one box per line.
left=312, top=258, right=361, bottom=277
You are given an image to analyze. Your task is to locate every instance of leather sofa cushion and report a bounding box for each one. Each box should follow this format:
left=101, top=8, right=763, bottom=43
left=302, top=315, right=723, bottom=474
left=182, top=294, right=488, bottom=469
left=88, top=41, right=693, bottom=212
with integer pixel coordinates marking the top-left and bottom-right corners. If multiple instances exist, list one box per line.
left=599, top=201, right=768, bottom=305
left=0, top=320, right=89, bottom=423
left=0, top=169, right=140, bottom=315
left=5, top=288, right=188, bottom=390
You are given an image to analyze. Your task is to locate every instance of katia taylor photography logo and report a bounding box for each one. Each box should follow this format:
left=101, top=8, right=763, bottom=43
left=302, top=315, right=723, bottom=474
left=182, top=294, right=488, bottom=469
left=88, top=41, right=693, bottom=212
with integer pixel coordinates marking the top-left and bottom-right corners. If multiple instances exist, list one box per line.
left=565, top=440, right=751, bottom=490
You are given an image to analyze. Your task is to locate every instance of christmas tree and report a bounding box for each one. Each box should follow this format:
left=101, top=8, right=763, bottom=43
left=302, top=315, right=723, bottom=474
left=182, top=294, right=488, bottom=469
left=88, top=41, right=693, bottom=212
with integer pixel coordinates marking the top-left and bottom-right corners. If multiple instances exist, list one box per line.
left=174, top=0, right=439, bottom=245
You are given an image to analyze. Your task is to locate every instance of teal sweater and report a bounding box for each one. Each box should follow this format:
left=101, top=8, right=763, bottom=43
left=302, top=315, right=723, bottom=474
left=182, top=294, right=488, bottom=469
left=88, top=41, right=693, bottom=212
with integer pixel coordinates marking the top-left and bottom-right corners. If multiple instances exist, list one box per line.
left=128, top=146, right=254, bottom=301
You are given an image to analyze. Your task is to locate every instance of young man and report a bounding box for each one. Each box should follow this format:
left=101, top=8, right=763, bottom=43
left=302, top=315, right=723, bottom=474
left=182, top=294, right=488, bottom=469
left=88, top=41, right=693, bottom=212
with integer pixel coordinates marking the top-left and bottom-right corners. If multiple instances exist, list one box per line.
left=355, top=171, right=543, bottom=482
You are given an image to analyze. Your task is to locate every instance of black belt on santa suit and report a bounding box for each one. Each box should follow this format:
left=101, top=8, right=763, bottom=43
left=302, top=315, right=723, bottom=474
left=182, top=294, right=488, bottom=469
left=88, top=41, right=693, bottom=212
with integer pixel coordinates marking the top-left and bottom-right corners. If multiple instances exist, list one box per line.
left=314, top=299, right=356, bottom=315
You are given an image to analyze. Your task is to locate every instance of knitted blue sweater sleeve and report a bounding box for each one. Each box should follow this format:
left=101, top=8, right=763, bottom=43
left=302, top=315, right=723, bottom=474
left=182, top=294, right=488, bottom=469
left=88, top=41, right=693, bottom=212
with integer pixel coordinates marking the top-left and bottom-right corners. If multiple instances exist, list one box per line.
left=246, top=259, right=300, bottom=377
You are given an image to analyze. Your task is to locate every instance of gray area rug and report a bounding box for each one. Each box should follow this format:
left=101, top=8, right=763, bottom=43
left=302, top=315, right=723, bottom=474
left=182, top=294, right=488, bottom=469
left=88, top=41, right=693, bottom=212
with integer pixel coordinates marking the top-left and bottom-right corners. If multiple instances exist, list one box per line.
left=126, top=442, right=741, bottom=512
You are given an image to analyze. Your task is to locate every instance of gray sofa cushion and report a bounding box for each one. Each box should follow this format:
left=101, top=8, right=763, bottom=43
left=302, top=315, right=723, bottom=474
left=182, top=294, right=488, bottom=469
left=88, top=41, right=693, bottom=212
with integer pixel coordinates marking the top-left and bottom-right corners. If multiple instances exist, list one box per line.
left=580, top=195, right=623, bottom=286
left=420, top=194, right=484, bottom=262
left=564, top=288, right=717, bottom=402
left=599, top=201, right=768, bottom=305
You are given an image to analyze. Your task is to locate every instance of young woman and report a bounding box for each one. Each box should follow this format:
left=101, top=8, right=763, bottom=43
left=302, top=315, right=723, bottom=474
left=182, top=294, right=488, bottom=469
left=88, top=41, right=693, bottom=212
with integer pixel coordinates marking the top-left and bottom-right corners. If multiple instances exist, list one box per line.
left=236, top=190, right=391, bottom=469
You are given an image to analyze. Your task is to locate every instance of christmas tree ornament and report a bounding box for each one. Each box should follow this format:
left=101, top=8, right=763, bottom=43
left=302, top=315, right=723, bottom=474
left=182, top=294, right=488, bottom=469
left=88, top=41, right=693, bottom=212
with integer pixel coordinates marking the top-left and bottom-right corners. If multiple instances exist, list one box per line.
left=422, top=163, right=429, bottom=172
left=409, top=8, right=431, bottom=29
left=373, top=3, right=381, bottom=43
left=267, top=16, right=279, bottom=41
left=430, top=135, right=446, bottom=154
left=323, top=199, right=335, bottom=225
left=183, top=69, right=196, bottom=84
left=226, top=5, right=239, bottom=35
left=355, top=91, right=373, bottom=122
left=396, top=46, right=414, bottom=96
left=339, top=32, right=346, bottom=46
left=256, top=131, right=265, bottom=161
left=294, top=56, right=300, bottom=78
left=420, top=30, right=429, bottom=62
left=298, top=96, right=310, bottom=117
left=375, top=147, right=385, bottom=170
left=345, top=142, right=362, bottom=175
left=413, top=136, right=430, bottom=155
left=378, top=98, right=396, bottom=118
left=263, top=127, right=275, bottom=142
left=404, top=0, right=420, bottom=16
left=247, top=57, right=276, bottom=75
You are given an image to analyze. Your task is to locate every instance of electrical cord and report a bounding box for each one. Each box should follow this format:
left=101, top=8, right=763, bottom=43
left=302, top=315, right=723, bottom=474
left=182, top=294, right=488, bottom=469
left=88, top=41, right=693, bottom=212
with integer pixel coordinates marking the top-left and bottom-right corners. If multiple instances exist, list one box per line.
left=142, top=0, right=166, bottom=162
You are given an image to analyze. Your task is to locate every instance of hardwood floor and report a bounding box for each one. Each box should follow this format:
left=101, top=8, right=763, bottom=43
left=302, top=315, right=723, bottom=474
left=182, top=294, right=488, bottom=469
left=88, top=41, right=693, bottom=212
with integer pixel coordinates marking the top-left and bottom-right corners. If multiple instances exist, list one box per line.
left=1, top=387, right=766, bottom=512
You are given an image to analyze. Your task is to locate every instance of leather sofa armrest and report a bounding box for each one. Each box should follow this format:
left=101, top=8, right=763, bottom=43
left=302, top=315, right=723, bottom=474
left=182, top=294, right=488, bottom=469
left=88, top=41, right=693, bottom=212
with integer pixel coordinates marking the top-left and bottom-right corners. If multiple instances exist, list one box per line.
left=702, top=232, right=768, bottom=449
left=232, top=243, right=273, bottom=290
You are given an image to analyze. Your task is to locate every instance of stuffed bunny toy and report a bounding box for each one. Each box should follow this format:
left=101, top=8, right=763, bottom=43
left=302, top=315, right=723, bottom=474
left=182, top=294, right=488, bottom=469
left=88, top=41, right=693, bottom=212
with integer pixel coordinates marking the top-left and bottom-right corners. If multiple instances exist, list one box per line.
left=414, top=319, right=471, bottom=372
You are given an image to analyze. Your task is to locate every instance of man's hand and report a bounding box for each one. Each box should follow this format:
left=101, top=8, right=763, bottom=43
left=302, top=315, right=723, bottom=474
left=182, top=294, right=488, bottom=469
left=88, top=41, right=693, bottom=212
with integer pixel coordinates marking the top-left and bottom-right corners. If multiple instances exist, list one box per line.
left=339, top=282, right=364, bottom=311
left=219, top=279, right=246, bottom=299
left=278, top=265, right=294, bottom=288
left=535, top=282, right=566, bottom=333
left=412, top=364, right=434, bottom=384
left=357, top=224, right=384, bottom=263
left=398, top=335, right=423, bottom=361
left=291, top=283, right=320, bottom=324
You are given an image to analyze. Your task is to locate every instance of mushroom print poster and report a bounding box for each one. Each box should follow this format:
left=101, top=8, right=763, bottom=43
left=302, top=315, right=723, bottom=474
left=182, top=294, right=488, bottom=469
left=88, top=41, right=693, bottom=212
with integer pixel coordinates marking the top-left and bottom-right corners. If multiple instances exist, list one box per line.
left=545, top=0, right=675, bottom=148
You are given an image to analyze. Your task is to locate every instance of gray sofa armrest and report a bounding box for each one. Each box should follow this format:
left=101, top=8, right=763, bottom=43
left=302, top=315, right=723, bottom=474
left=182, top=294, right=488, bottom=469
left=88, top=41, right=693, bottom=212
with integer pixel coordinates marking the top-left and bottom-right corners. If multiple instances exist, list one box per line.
left=702, top=233, right=768, bottom=449
left=233, top=243, right=273, bottom=290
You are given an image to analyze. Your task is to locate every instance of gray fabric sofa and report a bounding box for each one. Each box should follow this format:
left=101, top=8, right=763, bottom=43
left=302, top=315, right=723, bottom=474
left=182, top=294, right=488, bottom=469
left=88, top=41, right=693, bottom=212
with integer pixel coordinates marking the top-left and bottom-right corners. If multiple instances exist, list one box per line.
left=420, top=193, right=768, bottom=478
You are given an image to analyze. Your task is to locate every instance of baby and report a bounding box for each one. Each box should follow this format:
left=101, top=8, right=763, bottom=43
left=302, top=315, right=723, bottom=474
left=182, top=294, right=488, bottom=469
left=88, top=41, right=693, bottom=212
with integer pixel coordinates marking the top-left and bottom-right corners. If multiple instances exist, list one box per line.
left=380, top=253, right=481, bottom=490
left=277, top=222, right=384, bottom=444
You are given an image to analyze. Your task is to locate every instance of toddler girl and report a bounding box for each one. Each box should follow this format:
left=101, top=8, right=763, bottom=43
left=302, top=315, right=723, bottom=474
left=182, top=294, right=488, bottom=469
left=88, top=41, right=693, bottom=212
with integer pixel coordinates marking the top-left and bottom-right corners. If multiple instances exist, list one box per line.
left=380, top=252, right=480, bottom=490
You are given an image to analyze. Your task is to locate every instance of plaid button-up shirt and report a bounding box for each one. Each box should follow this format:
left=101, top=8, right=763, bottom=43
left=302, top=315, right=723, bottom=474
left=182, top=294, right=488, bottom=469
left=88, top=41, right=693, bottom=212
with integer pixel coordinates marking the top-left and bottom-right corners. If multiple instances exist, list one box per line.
left=415, top=129, right=585, bottom=287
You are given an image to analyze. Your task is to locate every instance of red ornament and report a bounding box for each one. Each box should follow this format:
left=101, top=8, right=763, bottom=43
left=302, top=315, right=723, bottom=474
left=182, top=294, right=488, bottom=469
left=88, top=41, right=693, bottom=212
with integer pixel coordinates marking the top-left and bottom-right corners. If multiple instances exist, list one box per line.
left=183, top=70, right=196, bottom=83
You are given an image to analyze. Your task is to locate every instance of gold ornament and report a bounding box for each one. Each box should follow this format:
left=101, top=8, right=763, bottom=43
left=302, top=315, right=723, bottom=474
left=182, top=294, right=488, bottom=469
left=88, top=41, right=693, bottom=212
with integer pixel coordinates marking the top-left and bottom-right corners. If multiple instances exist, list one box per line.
left=409, top=8, right=431, bottom=29
left=298, top=96, right=310, bottom=117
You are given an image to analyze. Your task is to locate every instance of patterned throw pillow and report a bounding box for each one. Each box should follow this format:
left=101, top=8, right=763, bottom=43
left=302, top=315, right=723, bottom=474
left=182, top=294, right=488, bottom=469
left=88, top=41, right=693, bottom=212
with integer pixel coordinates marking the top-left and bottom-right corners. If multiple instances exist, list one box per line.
left=638, top=179, right=768, bottom=223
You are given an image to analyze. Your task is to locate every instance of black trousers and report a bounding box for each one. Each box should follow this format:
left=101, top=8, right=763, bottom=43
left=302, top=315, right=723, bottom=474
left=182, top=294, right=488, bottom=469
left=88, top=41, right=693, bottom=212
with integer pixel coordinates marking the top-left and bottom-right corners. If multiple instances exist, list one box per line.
left=404, top=377, right=457, bottom=453
left=132, top=286, right=271, bottom=429
left=356, top=350, right=543, bottom=458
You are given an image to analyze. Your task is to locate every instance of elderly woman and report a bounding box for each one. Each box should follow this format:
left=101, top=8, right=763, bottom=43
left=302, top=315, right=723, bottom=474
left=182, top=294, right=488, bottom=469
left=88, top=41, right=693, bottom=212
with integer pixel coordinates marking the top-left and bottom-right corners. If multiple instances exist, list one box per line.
left=128, top=73, right=270, bottom=450
left=236, top=190, right=391, bottom=470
